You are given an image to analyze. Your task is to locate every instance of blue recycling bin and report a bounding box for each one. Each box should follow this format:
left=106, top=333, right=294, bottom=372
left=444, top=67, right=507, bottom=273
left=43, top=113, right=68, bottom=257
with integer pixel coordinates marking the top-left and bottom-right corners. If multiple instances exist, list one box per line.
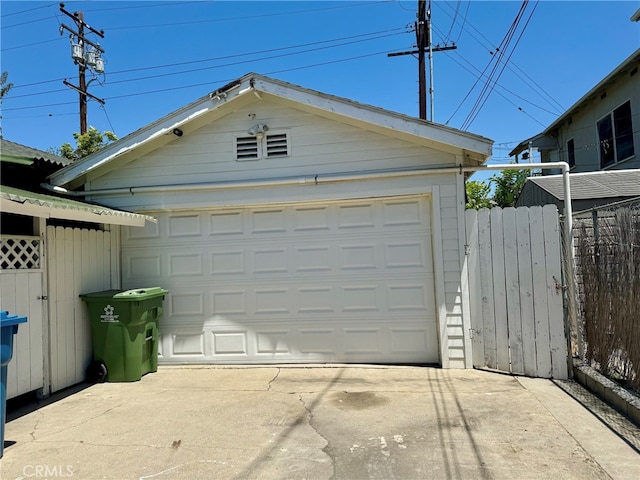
left=1, top=311, right=27, bottom=458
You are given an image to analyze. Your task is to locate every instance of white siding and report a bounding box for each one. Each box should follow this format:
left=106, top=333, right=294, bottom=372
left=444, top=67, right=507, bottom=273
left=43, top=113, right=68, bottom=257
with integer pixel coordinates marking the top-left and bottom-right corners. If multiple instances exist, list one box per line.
left=85, top=99, right=455, bottom=211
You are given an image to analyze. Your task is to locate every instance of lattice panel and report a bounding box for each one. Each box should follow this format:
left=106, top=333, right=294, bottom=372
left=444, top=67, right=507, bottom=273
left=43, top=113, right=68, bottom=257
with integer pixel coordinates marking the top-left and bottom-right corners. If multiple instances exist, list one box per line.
left=1, top=236, right=41, bottom=270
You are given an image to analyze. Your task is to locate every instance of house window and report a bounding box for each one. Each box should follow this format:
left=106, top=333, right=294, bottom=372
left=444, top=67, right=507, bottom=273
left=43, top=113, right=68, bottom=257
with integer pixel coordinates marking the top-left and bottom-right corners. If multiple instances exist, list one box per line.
left=566, top=138, right=575, bottom=168
left=597, top=100, right=635, bottom=168
left=235, top=132, right=289, bottom=161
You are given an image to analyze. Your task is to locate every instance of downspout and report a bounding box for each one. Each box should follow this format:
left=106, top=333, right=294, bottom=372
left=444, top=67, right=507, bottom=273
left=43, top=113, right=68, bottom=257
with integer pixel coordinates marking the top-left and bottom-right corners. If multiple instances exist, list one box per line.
left=42, top=161, right=578, bottom=362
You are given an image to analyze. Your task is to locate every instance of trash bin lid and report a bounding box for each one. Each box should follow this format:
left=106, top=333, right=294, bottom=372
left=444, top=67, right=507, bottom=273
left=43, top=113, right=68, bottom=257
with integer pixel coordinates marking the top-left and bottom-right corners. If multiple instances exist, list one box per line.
left=113, top=287, right=168, bottom=301
left=0, top=311, right=28, bottom=327
left=80, top=289, right=123, bottom=301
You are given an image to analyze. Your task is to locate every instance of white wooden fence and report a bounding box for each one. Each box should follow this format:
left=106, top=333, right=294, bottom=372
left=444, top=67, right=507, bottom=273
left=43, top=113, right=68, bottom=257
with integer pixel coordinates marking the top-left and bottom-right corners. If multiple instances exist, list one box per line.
left=47, top=226, right=119, bottom=393
left=465, top=205, right=568, bottom=379
left=0, top=235, right=44, bottom=399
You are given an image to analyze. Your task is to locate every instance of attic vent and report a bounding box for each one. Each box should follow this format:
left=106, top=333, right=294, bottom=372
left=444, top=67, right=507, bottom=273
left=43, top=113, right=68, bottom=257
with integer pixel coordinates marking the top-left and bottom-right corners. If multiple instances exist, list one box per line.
left=236, top=136, right=259, bottom=161
left=235, top=131, right=289, bottom=161
left=266, top=133, right=288, bottom=157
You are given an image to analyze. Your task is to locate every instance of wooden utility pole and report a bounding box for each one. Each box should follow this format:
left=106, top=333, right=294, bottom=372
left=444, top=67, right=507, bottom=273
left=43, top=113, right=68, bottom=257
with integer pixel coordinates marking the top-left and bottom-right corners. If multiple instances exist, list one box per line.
left=59, top=3, right=105, bottom=134
left=388, top=0, right=457, bottom=121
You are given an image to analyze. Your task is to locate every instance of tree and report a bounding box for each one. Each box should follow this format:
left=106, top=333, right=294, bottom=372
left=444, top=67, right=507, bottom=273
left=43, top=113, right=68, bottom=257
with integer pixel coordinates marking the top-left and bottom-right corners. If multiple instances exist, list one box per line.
left=490, top=168, right=528, bottom=208
left=0, top=71, right=12, bottom=99
left=0, top=71, right=13, bottom=136
left=465, top=167, right=529, bottom=210
left=55, top=126, right=117, bottom=161
left=465, top=180, right=492, bottom=209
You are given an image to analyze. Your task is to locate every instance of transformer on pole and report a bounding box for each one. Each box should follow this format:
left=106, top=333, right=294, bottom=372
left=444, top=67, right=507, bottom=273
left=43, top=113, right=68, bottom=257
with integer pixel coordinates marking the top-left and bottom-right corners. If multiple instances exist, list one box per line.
left=59, top=2, right=106, bottom=134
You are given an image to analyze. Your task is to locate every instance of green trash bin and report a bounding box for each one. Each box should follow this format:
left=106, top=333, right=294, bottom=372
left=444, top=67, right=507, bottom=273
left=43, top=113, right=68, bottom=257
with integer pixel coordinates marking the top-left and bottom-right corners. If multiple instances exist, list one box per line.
left=81, top=288, right=168, bottom=382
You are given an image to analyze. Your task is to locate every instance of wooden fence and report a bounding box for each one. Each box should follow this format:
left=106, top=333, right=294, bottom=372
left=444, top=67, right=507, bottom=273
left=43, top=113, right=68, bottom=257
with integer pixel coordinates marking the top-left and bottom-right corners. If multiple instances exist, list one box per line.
left=47, top=226, right=118, bottom=393
left=465, top=205, right=568, bottom=379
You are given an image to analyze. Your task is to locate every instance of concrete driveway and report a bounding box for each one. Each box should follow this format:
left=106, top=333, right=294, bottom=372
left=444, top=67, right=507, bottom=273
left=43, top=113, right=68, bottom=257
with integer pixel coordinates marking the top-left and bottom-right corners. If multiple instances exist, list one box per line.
left=1, top=366, right=639, bottom=480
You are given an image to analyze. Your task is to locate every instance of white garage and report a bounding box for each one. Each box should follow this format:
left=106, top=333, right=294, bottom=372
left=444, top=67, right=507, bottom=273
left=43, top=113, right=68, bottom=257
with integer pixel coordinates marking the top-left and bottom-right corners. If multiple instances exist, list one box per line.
left=121, top=196, right=437, bottom=364
left=47, top=74, right=493, bottom=368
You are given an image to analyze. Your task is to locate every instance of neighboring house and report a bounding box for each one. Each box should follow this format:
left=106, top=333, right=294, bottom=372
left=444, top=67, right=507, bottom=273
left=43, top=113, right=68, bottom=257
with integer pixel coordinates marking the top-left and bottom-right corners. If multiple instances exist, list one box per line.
left=47, top=73, right=493, bottom=368
left=510, top=48, right=640, bottom=173
left=1, top=138, right=150, bottom=398
left=516, top=169, right=640, bottom=212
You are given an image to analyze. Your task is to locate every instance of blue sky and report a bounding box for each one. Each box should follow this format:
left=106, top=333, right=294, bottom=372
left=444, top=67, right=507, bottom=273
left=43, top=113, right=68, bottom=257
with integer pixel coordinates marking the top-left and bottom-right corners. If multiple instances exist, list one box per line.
left=1, top=1, right=638, bottom=181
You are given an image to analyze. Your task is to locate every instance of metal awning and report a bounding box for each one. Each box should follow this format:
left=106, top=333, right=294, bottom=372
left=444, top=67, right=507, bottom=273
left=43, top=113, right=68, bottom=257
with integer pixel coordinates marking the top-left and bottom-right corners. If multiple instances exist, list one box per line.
left=0, top=186, right=154, bottom=227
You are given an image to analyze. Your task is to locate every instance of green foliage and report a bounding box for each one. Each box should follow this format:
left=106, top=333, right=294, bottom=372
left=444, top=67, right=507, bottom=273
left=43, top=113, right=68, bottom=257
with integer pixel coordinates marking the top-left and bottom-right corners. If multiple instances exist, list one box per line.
left=465, top=167, right=528, bottom=210
left=56, top=126, right=117, bottom=161
left=0, top=71, right=12, bottom=136
left=0, top=71, right=12, bottom=99
left=465, top=180, right=492, bottom=209
left=490, top=168, right=528, bottom=208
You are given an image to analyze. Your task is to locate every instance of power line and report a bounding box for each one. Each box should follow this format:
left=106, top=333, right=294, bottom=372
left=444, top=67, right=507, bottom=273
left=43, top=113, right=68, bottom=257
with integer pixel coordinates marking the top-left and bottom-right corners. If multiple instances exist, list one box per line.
left=443, top=51, right=547, bottom=126
left=435, top=0, right=564, bottom=116
left=1, top=3, right=56, bottom=18
left=461, top=1, right=539, bottom=130
left=2, top=38, right=61, bottom=52
left=104, top=1, right=389, bottom=31
left=3, top=15, right=55, bottom=29
left=3, top=48, right=393, bottom=112
left=82, top=2, right=203, bottom=13
left=6, top=27, right=407, bottom=93
left=444, top=0, right=462, bottom=43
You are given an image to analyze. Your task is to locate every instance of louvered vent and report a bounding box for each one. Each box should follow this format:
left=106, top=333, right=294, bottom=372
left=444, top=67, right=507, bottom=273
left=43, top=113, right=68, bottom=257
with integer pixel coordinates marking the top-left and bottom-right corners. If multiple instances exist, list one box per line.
left=266, top=133, right=288, bottom=157
left=236, top=136, right=259, bottom=160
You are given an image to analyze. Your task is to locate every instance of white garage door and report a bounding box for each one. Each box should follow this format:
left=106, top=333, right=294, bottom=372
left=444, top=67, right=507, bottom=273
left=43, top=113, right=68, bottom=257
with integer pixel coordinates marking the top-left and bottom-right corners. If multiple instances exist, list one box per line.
left=122, top=195, right=439, bottom=364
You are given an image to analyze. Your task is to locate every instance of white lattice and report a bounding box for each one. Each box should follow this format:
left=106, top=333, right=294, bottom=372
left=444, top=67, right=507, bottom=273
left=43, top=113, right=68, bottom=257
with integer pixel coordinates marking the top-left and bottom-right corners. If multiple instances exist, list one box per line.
left=0, top=236, right=41, bottom=270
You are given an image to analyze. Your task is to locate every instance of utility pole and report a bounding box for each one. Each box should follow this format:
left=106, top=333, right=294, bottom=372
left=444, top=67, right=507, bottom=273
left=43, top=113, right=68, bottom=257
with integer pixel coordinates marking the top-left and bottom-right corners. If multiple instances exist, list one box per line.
left=59, top=2, right=105, bottom=134
left=388, top=0, right=457, bottom=121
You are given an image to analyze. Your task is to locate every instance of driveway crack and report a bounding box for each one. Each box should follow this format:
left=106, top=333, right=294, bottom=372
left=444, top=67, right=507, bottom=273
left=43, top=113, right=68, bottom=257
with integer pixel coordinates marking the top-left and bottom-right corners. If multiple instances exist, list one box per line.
left=299, top=393, right=336, bottom=478
left=267, top=367, right=281, bottom=391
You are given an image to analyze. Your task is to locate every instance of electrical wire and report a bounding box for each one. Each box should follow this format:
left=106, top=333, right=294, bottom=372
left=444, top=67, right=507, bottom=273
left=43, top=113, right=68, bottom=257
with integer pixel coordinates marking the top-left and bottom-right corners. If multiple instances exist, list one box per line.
left=3, top=15, right=56, bottom=29
left=2, top=38, right=61, bottom=52
left=105, top=1, right=389, bottom=31
left=6, top=27, right=408, bottom=92
left=100, top=105, right=116, bottom=133
left=2, top=48, right=395, bottom=112
left=444, top=52, right=547, bottom=126
left=436, top=0, right=564, bottom=116
left=458, top=1, right=530, bottom=129
left=1, top=3, right=56, bottom=18
left=462, top=1, right=539, bottom=130
left=444, top=0, right=462, bottom=44
left=455, top=1, right=471, bottom=44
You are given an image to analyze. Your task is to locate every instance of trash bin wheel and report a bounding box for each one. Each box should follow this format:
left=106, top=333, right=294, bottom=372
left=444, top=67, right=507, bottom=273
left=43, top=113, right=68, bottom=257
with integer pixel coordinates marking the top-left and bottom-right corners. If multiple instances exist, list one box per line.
left=86, top=360, right=107, bottom=383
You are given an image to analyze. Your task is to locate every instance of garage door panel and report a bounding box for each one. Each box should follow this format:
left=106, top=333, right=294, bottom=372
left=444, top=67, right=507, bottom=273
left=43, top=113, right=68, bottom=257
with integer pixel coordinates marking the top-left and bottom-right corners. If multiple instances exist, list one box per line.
left=123, top=195, right=439, bottom=364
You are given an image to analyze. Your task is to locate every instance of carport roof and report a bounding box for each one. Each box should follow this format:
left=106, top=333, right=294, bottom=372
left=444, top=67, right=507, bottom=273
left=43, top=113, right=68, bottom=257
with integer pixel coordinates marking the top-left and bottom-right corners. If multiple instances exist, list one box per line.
left=1, top=138, right=71, bottom=167
left=0, top=185, right=153, bottom=226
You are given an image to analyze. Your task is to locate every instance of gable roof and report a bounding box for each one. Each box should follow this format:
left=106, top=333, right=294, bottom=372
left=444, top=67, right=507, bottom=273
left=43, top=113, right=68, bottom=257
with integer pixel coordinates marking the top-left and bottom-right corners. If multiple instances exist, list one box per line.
left=1, top=138, right=71, bottom=167
left=509, top=48, right=640, bottom=157
left=48, top=73, right=493, bottom=187
left=526, top=169, right=640, bottom=201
